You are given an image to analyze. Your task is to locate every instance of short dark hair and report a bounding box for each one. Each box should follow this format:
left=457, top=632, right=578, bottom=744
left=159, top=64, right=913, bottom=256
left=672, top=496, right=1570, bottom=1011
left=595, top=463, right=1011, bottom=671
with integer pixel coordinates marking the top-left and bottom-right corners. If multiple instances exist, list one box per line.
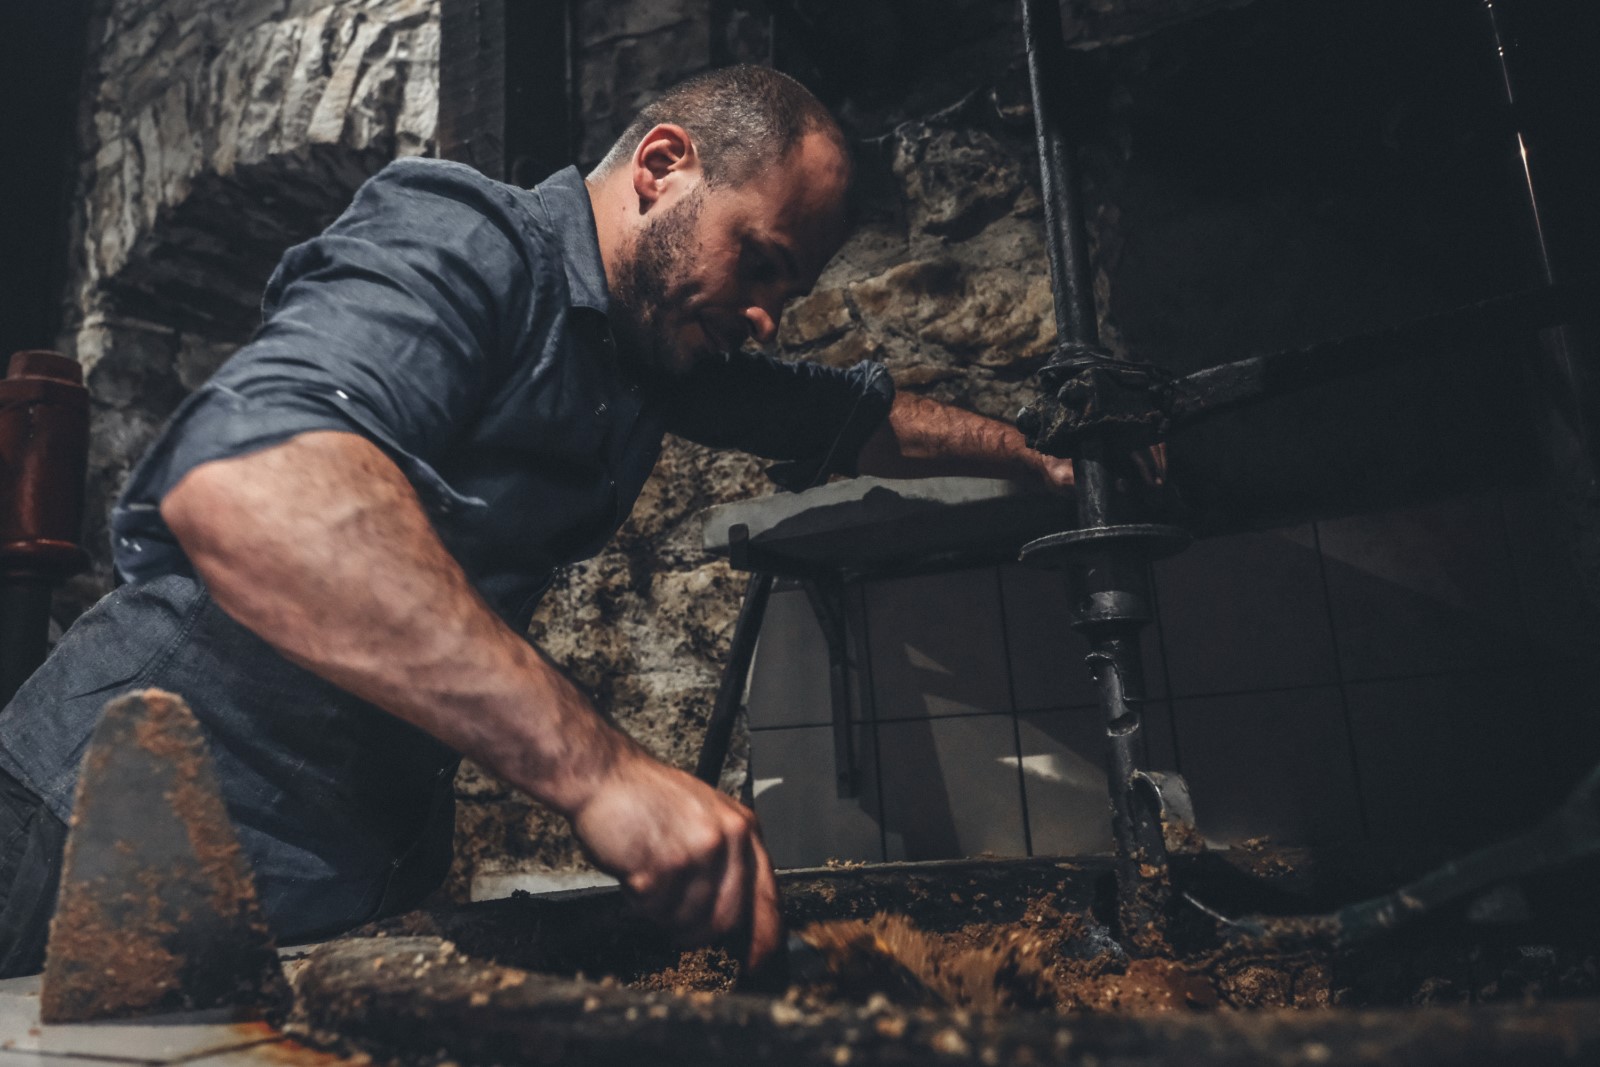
left=591, top=65, right=847, bottom=188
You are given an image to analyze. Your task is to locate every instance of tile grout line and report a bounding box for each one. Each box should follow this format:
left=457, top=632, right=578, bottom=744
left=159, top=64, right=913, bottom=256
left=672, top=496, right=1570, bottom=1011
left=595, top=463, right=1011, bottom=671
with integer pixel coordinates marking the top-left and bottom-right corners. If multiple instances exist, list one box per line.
left=1310, top=519, right=1375, bottom=846
left=1146, top=563, right=1182, bottom=772
left=993, top=567, right=1035, bottom=859
left=1494, top=488, right=1560, bottom=775
left=856, top=583, right=891, bottom=864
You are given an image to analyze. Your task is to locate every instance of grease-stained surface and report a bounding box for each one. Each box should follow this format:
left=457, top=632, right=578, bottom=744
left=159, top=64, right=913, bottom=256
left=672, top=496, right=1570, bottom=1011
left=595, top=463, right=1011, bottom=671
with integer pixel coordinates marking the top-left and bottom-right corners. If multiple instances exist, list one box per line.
left=312, top=855, right=1600, bottom=1065
left=295, top=934, right=1600, bottom=1067
left=0, top=972, right=345, bottom=1067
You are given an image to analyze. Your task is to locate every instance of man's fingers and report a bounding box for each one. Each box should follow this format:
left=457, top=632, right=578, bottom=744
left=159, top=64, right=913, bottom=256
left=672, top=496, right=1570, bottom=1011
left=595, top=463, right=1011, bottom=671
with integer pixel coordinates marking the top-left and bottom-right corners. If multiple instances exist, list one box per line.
left=706, top=830, right=756, bottom=940
left=572, top=755, right=780, bottom=968
left=1133, top=441, right=1167, bottom=486
left=743, top=834, right=783, bottom=973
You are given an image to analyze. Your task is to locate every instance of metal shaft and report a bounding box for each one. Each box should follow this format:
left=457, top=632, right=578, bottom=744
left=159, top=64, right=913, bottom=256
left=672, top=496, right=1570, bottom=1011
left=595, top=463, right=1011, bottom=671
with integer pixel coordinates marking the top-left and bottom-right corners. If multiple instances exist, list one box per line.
left=1021, top=0, right=1173, bottom=947
left=1480, top=0, right=1600, bottom=641
left=695, top=571, right=774, bottom=788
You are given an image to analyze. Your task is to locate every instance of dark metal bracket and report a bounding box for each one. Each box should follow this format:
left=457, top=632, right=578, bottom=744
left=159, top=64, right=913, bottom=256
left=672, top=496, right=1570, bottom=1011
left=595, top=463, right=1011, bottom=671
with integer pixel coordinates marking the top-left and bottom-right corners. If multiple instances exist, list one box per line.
left=1017, top=278, right=1598, bottom=458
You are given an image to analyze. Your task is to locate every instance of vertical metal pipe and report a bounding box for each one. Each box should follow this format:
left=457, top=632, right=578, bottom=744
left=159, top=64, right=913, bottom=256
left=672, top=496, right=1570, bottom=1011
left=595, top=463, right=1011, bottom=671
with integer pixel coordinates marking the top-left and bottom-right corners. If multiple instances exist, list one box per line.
left=1021, top=0, right=1097, bottom=346
left=695, top=571, right=774, bottom=788
left=1483, top=0, right=1586, bottom=420
left=1019, top=0, right=1172, bottom=948
left=1480, top=0, right=1600, bottom=647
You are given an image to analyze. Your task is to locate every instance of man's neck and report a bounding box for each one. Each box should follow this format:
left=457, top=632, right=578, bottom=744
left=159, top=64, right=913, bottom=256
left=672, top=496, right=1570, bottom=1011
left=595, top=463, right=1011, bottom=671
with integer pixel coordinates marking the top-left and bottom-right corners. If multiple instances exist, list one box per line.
left=585, top=172, right=630, bottom=301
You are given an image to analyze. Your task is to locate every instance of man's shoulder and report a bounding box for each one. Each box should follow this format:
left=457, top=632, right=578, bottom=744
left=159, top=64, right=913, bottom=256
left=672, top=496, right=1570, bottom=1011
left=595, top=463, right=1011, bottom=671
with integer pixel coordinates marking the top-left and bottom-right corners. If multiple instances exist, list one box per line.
left=313, top=157, right=567, bottom=290
left=352, top=157, right=543, bottom=230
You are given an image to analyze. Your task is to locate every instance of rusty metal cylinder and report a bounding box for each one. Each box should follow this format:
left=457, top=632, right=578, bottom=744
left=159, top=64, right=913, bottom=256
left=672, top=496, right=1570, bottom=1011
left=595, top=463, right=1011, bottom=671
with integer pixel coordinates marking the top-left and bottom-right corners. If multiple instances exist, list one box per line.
left=0, top=350, right=90, bottom=705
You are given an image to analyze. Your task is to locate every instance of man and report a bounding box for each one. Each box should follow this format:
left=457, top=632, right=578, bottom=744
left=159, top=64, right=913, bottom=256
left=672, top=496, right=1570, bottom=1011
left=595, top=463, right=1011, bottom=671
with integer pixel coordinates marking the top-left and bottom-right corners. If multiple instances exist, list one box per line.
left=0, top=66, right=1072, bottom=977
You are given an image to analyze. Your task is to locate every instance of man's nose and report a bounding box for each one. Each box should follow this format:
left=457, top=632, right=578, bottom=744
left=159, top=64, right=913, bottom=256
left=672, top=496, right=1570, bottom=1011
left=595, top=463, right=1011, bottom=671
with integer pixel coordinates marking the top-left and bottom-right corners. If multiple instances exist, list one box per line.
left=743, top=305, right=778, bottom=345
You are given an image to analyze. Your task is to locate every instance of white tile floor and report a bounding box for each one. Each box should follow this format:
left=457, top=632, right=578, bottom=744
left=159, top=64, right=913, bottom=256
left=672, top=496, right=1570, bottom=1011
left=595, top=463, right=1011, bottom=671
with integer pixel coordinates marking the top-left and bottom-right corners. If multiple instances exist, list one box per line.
left=0, top=969, right=345, bottom=1067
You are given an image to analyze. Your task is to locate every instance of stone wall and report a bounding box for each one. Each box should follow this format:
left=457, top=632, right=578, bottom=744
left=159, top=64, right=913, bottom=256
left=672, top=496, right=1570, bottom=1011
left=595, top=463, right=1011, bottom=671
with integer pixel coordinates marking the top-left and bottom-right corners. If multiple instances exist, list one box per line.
left=59, top=0, right=439, bottom=614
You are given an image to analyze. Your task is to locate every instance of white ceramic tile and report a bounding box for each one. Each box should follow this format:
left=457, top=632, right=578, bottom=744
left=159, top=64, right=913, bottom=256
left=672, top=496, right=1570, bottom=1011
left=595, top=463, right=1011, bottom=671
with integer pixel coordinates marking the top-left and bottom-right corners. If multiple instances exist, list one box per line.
left=750, top=725, right=883, bottom=869
left=864, top=569, right=1011, bottom=719
left=1346, top=670, right=1547, bottom=851
left=998, top=566, right=1167, bottom=711
left=1317, top=492, right=1524, bottom=681
left=1501, top=488, right=1595, bottom=661
left=1153, top=525, right=1339, bottom=696
left=1015, top=710, right=1116, bottom=857
left=1142, top=699, right=1179, bottom=772
left=1534, top=663, right=1600, bottom=801
left=746, top=587, right=835, bottom=728
left=1169, top=687, right=1365, bottom=847
left=876, top=714, right=1026, bottom=861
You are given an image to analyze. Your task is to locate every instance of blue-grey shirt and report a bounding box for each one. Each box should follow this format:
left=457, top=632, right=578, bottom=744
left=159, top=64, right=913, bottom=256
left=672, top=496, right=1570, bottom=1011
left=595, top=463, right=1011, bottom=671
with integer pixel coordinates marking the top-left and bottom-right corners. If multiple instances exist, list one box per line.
left=0, top=159, right=891, bottom=940
left=111, top=159, right=894, bottom=629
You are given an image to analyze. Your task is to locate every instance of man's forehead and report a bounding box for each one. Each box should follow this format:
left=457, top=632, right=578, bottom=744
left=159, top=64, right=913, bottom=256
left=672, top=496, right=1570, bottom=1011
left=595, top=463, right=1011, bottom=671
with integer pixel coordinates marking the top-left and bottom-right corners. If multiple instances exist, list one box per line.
left=728, top=134, right=849, bottom=265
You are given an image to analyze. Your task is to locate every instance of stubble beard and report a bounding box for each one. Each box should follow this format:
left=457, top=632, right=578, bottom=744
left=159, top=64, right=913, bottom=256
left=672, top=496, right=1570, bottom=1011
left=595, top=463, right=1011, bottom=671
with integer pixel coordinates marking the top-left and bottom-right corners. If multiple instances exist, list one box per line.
left=610, top=186, right=706, bottom=377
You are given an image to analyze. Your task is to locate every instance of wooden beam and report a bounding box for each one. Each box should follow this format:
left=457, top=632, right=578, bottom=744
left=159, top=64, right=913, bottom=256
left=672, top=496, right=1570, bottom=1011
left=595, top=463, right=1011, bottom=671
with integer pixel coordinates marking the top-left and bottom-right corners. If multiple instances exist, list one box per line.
left=438, top=0, right=573, bottom=186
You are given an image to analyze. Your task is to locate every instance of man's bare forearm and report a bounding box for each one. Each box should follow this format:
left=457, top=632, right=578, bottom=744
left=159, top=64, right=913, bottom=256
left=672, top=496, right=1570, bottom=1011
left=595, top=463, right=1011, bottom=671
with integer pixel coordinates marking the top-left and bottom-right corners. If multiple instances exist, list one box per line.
left=162, top=430, right=784, bottom=971
left=856, top=392, right=1074, bottom=488
left=160, top=431, right=626, bottom=816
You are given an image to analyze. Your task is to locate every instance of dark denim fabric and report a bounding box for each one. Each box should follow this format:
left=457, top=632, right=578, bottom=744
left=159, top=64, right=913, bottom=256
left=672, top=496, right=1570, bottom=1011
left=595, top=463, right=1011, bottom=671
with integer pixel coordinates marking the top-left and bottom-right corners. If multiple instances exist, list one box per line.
left=0, top=766, right=66, bottom=977
left=0, top=158, right=893, bottom=943
left=0, top=575, right=457, bottom=943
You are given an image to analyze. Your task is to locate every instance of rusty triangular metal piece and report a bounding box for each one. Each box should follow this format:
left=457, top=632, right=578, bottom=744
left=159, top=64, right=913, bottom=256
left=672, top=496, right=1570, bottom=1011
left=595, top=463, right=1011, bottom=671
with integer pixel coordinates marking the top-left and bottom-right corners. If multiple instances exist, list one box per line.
left=41, top=689, right=291, bottom=1022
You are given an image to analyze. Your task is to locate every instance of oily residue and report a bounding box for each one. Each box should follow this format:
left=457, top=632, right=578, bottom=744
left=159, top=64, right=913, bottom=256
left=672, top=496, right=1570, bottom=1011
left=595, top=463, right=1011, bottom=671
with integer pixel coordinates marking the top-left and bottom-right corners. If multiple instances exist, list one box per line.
left=788, top=900, right=1219, bottom=1015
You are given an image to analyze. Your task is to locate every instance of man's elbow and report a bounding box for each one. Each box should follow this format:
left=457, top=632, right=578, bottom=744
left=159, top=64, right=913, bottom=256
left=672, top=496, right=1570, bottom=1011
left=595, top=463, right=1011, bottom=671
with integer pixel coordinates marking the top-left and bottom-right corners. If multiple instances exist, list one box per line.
left=160, top=460, right=248, bottom=561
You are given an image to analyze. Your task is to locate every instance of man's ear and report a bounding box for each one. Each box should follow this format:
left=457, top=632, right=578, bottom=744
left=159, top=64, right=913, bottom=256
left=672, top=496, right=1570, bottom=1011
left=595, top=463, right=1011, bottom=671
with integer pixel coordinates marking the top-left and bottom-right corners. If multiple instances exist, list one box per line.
left=631, top=123, right=699, bottom=213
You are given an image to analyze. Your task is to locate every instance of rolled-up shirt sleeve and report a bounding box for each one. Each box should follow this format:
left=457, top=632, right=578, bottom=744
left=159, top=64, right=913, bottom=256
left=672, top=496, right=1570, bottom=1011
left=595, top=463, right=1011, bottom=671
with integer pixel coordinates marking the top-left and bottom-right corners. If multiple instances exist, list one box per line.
left=111, top=158, right=539, bottom=583
left=658, top=355, right=895, bottom=491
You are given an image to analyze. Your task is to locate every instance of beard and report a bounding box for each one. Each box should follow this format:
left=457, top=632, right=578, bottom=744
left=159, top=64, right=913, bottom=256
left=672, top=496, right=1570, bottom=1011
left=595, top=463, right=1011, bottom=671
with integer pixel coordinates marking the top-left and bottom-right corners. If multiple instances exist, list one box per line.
left=609, top=185, right=706, bottom=376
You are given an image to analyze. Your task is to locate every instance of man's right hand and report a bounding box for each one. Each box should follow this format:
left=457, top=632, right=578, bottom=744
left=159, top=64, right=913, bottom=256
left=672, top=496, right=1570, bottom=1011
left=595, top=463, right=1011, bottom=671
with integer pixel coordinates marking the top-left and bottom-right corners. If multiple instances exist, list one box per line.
left=567, top=743, right=783, bottom=973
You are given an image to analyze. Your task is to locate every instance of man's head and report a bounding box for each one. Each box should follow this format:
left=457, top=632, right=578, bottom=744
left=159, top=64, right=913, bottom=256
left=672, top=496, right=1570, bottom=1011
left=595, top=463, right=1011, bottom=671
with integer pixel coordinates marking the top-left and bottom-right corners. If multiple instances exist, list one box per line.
left=586, top=66, right=852, bottom=375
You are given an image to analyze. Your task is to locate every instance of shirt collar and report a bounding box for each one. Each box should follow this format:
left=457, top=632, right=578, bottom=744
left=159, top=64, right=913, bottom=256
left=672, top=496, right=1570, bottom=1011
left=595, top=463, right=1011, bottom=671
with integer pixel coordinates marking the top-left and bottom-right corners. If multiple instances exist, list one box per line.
left=534, top=166, right=610, bottom=316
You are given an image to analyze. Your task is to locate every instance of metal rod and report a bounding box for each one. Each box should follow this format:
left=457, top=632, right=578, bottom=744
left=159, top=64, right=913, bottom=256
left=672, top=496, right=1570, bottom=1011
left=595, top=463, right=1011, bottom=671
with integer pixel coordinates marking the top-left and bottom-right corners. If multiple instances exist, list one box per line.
left=1480, top=0, right=1600, bottom=640
left=1482, top=0, right=1586, bottom=422
left=1021, top=0, right=1096, bottom=344
left=694, top=571, right=775, bottom=788
left=1020, top=0, right=1174, bottom=949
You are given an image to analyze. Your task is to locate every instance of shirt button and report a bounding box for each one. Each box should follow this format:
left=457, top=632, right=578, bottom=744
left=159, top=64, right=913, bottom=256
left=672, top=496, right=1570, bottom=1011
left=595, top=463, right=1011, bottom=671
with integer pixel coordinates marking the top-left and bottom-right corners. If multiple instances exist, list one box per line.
left=595, top=402, right=608, bottom=415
